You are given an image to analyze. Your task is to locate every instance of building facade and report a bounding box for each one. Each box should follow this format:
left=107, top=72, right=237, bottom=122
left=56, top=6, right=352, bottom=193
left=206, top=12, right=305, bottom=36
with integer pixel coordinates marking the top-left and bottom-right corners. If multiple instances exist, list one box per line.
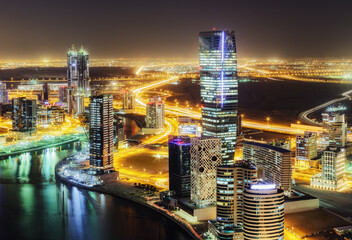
left=328, top=114, right=347, bottom=148
left=67, top=46, right=89, bottom=114
left=168, top=136, right=192, bottom=198
left=0, top=83, right=8, bottom=103
left=37, top=105, right=65, bottom=125
left=190, top=137, right=222, bottom=206
left=310, top=147, right=346, bottom=191
left=122, top=90, right=135, bottom=110
left=43, top=83, right=49, bottom=102
left=243, top=184, right=284, bottom=240
left=145, top=96, right=164, bottom=129
left=89, top=95, right=114, bottom=174
left=243, top=142, right=292, bottom=194
left=216, top=161, right=257, bottom=226
left=12, top=97, right=37, bottom=132
left=199, top=30, right=238, bottom=165
left=296, top=131, right=318, bottom=168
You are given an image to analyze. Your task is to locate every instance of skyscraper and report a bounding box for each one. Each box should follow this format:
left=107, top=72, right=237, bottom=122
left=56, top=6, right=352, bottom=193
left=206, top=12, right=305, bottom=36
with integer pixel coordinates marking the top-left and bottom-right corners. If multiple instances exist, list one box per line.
left=0, top=83, right=8, bottom=103
left=145, top=96, right=164, bottom=129
left=89, top=95, right=114, bottom=175
left=216, top=161, right=257, bottom=227
left=43, top=83, right=49, bottom=102
left=310, top=147, right=346, bottom=191
left=328, top=114, right=347, bottom=148
left=67, top=46, right=89, bottom=91
left=190, top=137, right=222, bottom=206
left=67, top=46, right=90, bottom=114
left=243, top=184, right=284, bottom=240
left=168, top=136, right=191, bottom=198
left=12, top=97, right=37, bottom=132
left=122, top=90, right=135, bottom=110
left=199, top=30, right=238, bottom=165
left=243, top=142, right=292, bottom=194
left=296, top=131, right=317, bottom=168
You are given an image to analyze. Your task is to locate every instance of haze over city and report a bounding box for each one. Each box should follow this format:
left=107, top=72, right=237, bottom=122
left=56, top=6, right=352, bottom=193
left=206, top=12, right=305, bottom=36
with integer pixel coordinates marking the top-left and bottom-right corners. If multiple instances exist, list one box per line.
left=1, top=0, right=352, bottom=60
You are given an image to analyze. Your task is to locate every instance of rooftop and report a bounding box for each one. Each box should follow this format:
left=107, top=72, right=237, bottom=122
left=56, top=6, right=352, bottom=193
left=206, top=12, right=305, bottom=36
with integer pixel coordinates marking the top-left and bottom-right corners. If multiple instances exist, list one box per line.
left=244, top=141, right=291, bottom=153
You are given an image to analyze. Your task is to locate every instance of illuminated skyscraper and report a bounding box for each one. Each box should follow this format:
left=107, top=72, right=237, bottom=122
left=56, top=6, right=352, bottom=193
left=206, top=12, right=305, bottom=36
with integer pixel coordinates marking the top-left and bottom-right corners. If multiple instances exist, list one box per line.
left=296, top=131, right=317, bottom=168
left=122, top=90, right=135, bottom=110
left=168, top=136, right=191, bottom=198
left=243, top=184, right=284, bottom=240
left=43, top=83, right=49, bottom=102
left=145, top=96, right=164, bottom=129
left=328, top=114, right=347, bottom=148
left=190, top=137, right=222, bottom=206
left=199, top=30, right=238, bottom=165
left=89, top=95, right=114, bottom=174
left=0, top=83, right=8, bottom=103
left=310, top=147, right=346, bottom=191
left=216, top=161, right=257, bottom=226
left=67, top=46, right=89, bottom=91
left=243, top=142, right=292, bottom=194
left=67, top=46, right=89, bottom=114
left=12, top=97, right=37, bottom=132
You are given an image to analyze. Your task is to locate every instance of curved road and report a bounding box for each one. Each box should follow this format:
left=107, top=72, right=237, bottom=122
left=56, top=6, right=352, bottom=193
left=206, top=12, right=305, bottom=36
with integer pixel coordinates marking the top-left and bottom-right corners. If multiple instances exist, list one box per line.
left=299, top=89, right=352, bottom=126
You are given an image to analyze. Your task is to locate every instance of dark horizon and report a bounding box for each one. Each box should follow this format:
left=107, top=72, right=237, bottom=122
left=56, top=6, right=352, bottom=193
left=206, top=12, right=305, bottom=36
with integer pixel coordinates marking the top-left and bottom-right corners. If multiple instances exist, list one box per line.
left=1, top=0, right=352, bottom=60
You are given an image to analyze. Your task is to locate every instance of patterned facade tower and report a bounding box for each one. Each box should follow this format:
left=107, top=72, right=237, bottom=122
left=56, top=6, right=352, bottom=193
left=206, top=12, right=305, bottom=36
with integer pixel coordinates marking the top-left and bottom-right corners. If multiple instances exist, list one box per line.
left=199, top=30, right=238, bottom=165
left=191, top=137, right=222, bottom=206
left=89, top=95, right=114, bottom=175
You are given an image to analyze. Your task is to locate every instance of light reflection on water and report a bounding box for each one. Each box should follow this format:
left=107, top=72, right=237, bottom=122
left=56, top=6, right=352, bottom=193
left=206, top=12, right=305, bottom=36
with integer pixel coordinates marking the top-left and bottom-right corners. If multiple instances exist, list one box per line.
left=0, top=141, right=192, bottom=240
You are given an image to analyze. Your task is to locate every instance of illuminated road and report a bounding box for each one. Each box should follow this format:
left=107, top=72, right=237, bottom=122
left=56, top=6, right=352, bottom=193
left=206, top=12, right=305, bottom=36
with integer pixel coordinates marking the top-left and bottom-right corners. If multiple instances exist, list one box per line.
left=299, top=89, right=352, bottom=126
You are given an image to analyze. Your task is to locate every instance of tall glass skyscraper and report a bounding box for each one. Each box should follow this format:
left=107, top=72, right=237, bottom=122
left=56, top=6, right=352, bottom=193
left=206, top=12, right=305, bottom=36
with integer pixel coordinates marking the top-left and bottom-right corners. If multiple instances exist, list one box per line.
left=67, top=46, right=89, bottom=114
left=199, top=30, right=238, bottom=165
left=89, top=94, right=114, bottom=175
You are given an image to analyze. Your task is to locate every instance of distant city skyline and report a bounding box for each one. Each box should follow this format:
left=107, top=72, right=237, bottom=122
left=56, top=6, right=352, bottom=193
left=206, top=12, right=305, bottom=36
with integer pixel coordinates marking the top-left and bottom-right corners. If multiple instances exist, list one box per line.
left=1, top=0, right=352, bottom=60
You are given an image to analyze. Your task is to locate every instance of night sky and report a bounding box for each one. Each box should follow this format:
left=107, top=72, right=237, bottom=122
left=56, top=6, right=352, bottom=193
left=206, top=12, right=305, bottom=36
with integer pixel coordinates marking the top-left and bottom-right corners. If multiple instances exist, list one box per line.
left=1, top=0, right=352, bottom=60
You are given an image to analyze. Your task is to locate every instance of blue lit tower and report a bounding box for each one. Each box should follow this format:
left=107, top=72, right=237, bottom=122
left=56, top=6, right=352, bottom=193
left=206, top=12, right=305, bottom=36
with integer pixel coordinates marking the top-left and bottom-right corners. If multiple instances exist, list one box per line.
left=168, top=136, right=191, bottom=198
left=199, top=30, right=238, bottom=165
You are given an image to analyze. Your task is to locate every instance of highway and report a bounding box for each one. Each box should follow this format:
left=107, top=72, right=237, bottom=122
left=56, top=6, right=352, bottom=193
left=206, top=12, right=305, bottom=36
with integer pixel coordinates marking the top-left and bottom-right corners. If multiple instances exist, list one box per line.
left=299, top=89, right=352, bottom=126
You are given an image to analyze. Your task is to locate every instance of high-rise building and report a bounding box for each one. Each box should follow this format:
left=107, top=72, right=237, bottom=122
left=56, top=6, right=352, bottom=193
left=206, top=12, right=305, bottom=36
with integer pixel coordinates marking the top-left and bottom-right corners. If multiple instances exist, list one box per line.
left=243, top=184, right=284, bottom=240
left=296, top=131, right=317, bottom=168
left=67, top=46, right=89, bottom=91
left=0, top=83, right=8, bottom=103
left=89, top=95, right=114, bottom=175
left=12, top=97, right=37, bottom=132
left=328, top=114, right=347, bottom=148
left=190, top=137, right=222, bottom=206
left=145, top=96, right=164, bottom=129
left=43, top=83, right=49, bottom=102
left=59, top=86, right=67, bottom=103
left=168, top=136, right=191, bottom=198
left=122, top=90, right=135, bottom=110
left=67, top=46, right=89, bottom=114
left=216, top=161, right=257, bottom=227
left=310, top=147, right=346, bottom=191
left=199, top=30, right=238, bottom=165
left=243, top=142, right=292, bottom=194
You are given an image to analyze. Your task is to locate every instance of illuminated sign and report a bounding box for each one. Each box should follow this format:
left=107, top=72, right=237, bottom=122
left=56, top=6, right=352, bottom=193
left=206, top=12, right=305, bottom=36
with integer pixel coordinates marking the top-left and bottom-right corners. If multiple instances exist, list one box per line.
left=250, top=184, right=276, bottom=190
